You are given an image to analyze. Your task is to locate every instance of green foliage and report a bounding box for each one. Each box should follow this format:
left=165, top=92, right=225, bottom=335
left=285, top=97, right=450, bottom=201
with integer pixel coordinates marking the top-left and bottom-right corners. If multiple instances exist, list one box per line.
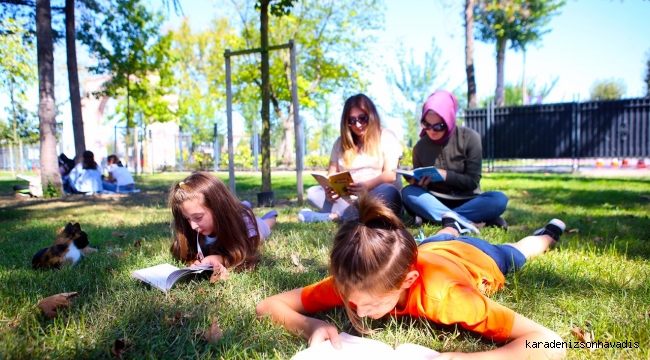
left=644, top=49, right=650, bottom=97
left=78, top=0, right=177, bottom=128
left=220, top=139, right=255, bottom=169
left=590, top=79, right=627, bottom=101
left=400, top=146, right=413, bottom=168
left=304, top=154, right=329, bottom=169
left=43, top=180, right=62, bottom=198
left=386, top=38, right=446, bottom=148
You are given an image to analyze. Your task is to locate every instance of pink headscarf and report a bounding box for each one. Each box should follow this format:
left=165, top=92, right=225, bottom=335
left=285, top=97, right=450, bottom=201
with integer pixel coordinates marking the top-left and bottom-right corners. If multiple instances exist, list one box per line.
left=419, top=90, right=458, bottom=144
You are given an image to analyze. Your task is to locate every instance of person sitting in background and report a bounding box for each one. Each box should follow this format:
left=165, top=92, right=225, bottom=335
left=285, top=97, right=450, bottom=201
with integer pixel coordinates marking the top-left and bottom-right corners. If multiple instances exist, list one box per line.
left=59, top=153, right=76, bottom=194
left=401, top=90, right=508, bottom=233
left=300, top=93, right=403, bottom=222
left=68, top=150, right=103, bottom=194
left=102, top=154, right=135, bottom=192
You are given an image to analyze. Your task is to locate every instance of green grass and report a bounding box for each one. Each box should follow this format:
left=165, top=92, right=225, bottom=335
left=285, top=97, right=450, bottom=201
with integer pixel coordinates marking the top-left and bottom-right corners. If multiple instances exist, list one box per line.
left=0, top=171, right=649, bottom=359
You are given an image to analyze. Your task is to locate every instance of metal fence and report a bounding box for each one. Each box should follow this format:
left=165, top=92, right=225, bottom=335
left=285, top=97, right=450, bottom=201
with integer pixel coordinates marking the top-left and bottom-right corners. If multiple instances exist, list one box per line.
left=461, top=97, right=650, bottom=170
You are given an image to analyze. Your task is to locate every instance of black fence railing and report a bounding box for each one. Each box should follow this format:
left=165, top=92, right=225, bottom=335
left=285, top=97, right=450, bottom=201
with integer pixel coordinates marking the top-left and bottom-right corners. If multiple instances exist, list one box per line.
left=461, top=97, right=650, bottom=169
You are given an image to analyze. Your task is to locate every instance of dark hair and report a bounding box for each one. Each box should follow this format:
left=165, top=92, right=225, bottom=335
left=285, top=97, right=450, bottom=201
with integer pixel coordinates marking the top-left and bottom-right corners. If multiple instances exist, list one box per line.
left=168, top=172, right=260, bottom=269
left=58, top=154, right=75, bottom=175
left=107, top=155, right=124, bottom=168
left=339, top=94, right=382, bottom=166
left=82, top=151, right=98, bottom=170
left=329, top=193, right=417, bottom=333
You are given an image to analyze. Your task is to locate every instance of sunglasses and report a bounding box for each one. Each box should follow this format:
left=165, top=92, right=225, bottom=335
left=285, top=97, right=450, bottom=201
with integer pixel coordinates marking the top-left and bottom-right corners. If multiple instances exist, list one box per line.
left=421, top=121, right=446, bottom=132
left=348, top=114, right=369, bottom=126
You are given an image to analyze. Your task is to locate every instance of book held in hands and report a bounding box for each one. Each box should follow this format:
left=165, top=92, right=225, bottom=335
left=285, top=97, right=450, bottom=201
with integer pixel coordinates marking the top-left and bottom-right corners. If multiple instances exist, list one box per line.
left=291, top=332, right=440, bottom=360
left=132, top=263, right=213, bottom=292
left=311, top=171, right=354, bottom=197
left=393, top=166, right=444, bottom=182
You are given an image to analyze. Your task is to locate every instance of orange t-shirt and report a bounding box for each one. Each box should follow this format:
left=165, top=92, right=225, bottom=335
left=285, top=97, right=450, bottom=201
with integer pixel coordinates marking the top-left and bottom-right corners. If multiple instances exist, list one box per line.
left=301, top=240, right=515, bottom=342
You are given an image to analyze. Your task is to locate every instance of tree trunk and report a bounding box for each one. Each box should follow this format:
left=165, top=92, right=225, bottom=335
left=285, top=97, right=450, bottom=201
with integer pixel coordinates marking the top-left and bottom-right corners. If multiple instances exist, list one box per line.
left=465, top=0, right=477, bottom=109
left=66, top=0, right=86, bottom=163
left=36, top=0, right=62, bottom=192
left=260, top=0, right=272, bottom=191
left=495, top=37, right=507, bottom=107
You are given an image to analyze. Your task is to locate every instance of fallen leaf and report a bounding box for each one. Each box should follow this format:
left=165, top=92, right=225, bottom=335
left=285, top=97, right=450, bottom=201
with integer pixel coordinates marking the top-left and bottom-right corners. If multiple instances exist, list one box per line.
left=204, top=317, right=223, bottom=344
left=568, top=228, right=580, bottom=233
left=37, top=292, right=78, bottom=319
left=290, top=254, right=305, bottom=272
left=112, top=231, right=126, bottom=238
left=133, top=240, right=141, bottom=248
left=522, top=190, right=530, bottom=196
left=165, top=311, right=181, bottom=325
left=109, top=251, right=126, bottom=259
left=593, top=236, right=604, bottom=243
left=571, top=327, right=595, bottom=351
left=586, top=216, right=592, bottom=222
left=519, top=225, right=529, bottom=231
left=210, top=264, right=229, bottom=283
left=198, top=288, right=206, bottom=294
left=110, top=338, right=131, bottom=359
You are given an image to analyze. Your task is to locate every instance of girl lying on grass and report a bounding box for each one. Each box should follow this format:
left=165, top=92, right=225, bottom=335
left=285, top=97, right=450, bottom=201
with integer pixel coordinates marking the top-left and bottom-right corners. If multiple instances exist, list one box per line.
left=256, top=194, right=567, bottom=359
left=168, top=172, right=278, bottom=272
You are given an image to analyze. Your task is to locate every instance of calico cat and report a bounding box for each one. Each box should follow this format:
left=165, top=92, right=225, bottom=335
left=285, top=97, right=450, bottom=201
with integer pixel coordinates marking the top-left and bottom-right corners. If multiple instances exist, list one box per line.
left=32, top=222, right=94, bottom=270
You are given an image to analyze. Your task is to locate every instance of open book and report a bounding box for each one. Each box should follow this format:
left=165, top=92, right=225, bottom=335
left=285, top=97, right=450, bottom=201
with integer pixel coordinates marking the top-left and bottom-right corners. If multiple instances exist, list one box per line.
left=131, top=263, right=213, bottom=292
left=393, top=166, right=444, bottom=182
left=292, top=332, right=440, bottom=360
left=311, top=171, right=354, bottom=197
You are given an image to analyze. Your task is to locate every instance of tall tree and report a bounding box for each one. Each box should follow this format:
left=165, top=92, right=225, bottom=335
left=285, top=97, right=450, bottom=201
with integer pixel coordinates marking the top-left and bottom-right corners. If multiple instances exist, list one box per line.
left=386, top=38, right=446, bottom=149
left=79, top=0, right=175, bottom=168
left=644, top=49, right=650, bottom=97
left=465, top=0, right=477, bottom=108
left=590, top=79, right=626, bottom=101
left=36, top=0, right=62, bottom=191
left=474, top=0, right=565, bottom=106
left=65, top=0, right=85, bottom=162
left=234, top=0, right=383, bottom=174
left=0, top=18, right=36, bottom=174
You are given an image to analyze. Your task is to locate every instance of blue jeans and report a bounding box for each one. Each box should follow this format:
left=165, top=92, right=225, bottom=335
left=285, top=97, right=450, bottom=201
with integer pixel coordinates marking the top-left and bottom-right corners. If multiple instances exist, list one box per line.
left=419, top=233, right=526, bottom=275
left=402, top=185, right=508, bottom=224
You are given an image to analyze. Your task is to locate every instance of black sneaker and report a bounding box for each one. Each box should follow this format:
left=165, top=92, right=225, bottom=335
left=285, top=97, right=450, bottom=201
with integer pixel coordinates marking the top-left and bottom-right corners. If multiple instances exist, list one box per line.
left=532, top=219, right=566, bottom=242
left=413, top=215, right=423, bottom=227
left=441, top=212, right=480, bottom=234
left=485, top=217, right=508, bottom=231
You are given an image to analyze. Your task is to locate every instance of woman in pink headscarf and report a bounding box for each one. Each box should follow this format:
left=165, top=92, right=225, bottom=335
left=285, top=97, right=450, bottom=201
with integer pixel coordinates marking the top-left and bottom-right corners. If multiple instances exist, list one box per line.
left=401, top=90, right=508, bottom=233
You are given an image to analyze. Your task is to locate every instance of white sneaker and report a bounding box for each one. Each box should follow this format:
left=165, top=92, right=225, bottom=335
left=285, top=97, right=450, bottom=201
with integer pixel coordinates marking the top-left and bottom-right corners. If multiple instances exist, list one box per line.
left=441, top=212, right=480, bottom=234
left=298, top=209, right=332, bottom=223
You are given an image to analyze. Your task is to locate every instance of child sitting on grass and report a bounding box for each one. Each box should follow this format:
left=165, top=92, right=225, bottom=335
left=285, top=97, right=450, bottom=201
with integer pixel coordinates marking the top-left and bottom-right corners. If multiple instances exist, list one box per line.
left=256, top=194, right=567, bottom=360
left=168, top=172, right=278, bottom=272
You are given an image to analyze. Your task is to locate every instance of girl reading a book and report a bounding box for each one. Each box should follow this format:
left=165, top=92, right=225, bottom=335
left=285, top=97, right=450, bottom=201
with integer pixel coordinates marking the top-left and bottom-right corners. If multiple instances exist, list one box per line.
left=401, top=90, right=509, bottom=233
left=300, top=93, right=403, bottom=222
left=257, top=193, right=567, bottom=360
left=168, top=172, right=278, bottom=271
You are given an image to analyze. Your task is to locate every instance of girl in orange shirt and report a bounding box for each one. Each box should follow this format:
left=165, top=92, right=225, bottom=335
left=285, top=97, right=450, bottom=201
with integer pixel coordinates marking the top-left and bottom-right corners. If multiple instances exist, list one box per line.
left=256, top=194, right=567, bottom=360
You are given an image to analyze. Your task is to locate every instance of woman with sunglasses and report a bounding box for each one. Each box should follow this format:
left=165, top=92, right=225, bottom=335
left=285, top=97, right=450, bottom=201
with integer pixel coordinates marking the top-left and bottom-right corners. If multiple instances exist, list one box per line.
left=299, top=93, right=403, bottom=222
left=401, top=90, right=508, bottom=233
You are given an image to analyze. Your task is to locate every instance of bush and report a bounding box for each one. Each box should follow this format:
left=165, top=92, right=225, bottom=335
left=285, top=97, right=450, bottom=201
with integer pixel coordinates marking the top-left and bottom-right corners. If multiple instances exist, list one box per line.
left=305, top=155, right=330, bottom=169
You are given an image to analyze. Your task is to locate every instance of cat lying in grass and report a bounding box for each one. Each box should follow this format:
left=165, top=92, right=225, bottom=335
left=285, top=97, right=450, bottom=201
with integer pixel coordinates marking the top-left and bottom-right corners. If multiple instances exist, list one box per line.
left=32, top=223, right=96, bottom=270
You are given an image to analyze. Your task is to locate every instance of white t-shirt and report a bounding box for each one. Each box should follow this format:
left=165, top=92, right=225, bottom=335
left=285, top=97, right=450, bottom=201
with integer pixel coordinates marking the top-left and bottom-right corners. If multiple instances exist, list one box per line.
left=110, top=166, right=134, bottom=186
left=330, top=128, right=402, bottom=188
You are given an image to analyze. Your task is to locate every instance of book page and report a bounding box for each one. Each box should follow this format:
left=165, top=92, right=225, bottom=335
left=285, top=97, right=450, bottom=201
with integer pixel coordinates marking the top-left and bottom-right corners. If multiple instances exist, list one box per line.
left=394, top=343, right=440, bottom=359
left=132, top=263, right=179, bottom=292
left=392, top=169, right=415, bottom=179
left=165, top=264, right=213, bottom=291
left=292, top=333, right=394, bottom=360
left=311, top=173, right=332, bottom=189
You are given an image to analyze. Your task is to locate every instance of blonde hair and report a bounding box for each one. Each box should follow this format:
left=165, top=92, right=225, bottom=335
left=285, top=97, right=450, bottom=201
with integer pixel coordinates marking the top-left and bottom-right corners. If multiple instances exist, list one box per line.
left=329, top=193, right=417, bottom=333
left=339, top=94, right=382, bottom=167
left=168, top=172, right=260, bottom=269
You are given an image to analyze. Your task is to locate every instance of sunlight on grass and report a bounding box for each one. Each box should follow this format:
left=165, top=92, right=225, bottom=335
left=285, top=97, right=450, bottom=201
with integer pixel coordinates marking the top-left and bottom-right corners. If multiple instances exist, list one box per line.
left=0, top=171, right=648, bottom=359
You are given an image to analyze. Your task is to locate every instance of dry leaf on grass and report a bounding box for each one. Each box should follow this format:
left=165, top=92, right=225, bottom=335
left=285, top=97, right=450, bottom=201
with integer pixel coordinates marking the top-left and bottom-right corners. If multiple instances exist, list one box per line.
left=165, top=311, right=181, bottom=325
left=210, top=264, right=229, bottom=283
left=204, top=317, right=223, bottom=344
left=110, top=338, right=131, bottom=359
left=290, top=254, right=305, bottom=272
left=567, top=228, right=580, bottom=233
left=112, top=231, right=126, bottom=238
left=37, top=292, right=78, bottom=319
left=586, top=216, right=592, bottom=222
left=519, top=225, right=529, bottom=231
left=522, top=190, right=530, bottom=196
left=571, top=327, right=595, bottom=351
left=133, top=240, right=141, bottom=248
left=593, top=236, right=604, bottom=243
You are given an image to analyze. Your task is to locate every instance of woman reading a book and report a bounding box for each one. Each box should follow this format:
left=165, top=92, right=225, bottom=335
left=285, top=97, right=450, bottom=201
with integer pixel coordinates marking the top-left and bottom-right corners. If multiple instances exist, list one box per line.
left=168, top=172, right=278, bottom=272
left=402, top=90, right=508, bottom=233
left=256, top=194, right=567, bottom=360
left=300, top=93, right=403, bottom=222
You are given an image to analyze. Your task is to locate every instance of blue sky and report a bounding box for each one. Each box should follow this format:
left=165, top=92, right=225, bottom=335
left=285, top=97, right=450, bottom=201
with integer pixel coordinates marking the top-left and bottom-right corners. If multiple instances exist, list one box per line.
left=145, top=0, right=649, bottom=139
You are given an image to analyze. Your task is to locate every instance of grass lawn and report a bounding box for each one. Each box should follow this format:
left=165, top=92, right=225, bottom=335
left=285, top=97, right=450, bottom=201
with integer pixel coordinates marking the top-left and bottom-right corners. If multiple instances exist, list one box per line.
left=0, top=171, right=649, bottom=359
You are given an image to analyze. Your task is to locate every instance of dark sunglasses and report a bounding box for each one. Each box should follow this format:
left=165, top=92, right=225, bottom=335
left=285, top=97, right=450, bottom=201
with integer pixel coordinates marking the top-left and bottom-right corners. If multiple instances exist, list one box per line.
left=348, top=114, right=369, bottom=126
left=421, top=121, right=446, bottom=132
